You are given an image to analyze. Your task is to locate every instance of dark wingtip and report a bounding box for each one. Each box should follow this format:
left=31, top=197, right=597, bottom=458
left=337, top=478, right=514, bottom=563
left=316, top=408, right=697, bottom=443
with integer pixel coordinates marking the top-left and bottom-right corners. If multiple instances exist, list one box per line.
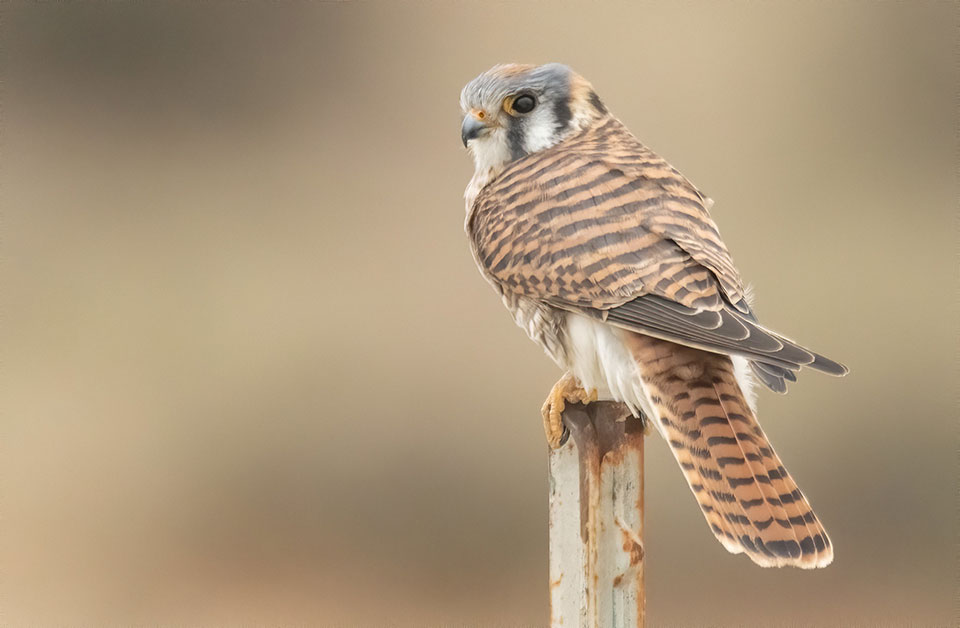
left=750, top=361, right=797, bottom=393
left=770, top=381, right=789, bottom=394
left=810, top=354, right=849, bottom=377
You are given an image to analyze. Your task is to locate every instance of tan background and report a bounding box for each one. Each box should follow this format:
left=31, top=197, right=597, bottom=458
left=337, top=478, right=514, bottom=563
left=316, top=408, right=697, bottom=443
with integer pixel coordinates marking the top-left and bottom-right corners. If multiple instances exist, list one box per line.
left=3, top=2, right=956, bottom=626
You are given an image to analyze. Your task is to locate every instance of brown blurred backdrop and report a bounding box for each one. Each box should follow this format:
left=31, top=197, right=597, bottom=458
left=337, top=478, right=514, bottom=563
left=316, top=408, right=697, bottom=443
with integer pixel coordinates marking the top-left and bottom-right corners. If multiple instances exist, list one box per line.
left=2, top=2, right=956, bottom=626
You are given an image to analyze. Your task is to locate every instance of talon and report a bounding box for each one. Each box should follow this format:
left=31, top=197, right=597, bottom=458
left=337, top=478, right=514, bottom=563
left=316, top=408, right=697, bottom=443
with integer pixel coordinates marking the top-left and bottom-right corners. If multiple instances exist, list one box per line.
left=541, top=373, right=597, bottom=448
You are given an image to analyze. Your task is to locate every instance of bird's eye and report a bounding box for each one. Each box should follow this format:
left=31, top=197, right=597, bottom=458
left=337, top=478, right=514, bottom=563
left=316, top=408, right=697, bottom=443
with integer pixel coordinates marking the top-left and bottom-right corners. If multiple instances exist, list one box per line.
left=510, top=94, right=537, bottom=115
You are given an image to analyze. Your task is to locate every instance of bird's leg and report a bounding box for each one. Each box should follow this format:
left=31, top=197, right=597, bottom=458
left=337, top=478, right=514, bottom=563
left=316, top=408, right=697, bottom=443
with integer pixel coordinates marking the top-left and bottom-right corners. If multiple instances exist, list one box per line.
left=541, top=373, right=598, bottom=448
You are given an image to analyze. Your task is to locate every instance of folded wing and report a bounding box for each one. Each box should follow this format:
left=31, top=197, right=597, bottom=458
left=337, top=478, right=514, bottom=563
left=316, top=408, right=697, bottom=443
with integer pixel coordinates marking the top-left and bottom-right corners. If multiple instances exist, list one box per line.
left=467, top=117, right=847, bottom=389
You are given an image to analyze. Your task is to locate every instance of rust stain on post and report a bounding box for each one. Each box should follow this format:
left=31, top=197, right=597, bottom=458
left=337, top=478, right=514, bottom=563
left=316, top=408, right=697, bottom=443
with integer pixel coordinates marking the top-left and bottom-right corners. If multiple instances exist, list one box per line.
left=620, top=525, right=645, bottom=566
left=548, top=401, right=646, bottom=628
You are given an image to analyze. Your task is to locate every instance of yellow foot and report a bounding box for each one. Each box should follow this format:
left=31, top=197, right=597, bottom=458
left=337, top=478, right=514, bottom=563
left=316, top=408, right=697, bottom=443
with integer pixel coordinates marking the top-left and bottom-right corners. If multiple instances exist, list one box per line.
left=541, top=374, right=598, bottom=448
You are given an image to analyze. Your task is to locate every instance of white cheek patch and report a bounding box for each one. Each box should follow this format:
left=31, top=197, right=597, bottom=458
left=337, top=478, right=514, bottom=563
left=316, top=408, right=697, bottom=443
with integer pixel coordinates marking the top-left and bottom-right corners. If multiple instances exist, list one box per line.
left=521, top=109, right=559, bottom=154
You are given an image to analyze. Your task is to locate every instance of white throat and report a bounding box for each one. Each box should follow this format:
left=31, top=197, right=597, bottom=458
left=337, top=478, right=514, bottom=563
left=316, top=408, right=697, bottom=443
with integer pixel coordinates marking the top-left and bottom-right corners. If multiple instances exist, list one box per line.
left=463, top=130, right=513, bottom=210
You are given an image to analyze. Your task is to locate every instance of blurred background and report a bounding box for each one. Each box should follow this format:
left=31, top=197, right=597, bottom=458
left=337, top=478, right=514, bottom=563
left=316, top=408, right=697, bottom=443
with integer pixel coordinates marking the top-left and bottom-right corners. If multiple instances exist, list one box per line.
left=2, top=2, right=956, bottom=626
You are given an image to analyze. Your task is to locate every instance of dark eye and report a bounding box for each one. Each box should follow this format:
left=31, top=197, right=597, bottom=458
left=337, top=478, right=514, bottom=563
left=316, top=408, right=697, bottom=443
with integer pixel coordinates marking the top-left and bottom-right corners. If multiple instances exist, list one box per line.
left=512, top=94, right=536, bottom=114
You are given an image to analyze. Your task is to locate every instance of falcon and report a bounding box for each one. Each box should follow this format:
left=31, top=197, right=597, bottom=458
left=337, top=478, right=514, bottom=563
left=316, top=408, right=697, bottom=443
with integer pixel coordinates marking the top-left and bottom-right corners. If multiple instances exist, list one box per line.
left=460, top=63, right=847, bottom=568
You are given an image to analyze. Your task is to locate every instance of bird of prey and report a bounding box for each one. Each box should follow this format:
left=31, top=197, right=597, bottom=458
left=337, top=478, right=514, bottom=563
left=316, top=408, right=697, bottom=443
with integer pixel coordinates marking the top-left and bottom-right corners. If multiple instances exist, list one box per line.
left=459, top=63, right=847, bottom=568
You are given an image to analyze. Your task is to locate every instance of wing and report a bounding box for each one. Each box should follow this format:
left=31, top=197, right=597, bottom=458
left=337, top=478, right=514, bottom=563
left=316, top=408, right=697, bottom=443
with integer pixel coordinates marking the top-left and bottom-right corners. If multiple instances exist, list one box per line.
left=468, top=118, right=847, bottom=382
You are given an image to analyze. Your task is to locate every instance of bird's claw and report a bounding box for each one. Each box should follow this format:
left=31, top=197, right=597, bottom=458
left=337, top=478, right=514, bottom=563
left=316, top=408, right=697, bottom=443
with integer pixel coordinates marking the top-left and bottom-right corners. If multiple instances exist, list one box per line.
left=541, top=374, right=598, bottom=448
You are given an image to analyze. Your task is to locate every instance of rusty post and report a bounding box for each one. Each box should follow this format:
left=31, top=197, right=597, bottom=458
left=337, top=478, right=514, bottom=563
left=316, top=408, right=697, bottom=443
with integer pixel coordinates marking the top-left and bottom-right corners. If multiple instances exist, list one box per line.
left=548, top=401, right=645, bottom=628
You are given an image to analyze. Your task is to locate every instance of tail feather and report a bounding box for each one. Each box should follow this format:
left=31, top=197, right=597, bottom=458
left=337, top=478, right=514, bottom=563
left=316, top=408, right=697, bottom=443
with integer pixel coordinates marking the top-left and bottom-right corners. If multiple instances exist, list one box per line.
left=624, top=333, right=832, bottom=568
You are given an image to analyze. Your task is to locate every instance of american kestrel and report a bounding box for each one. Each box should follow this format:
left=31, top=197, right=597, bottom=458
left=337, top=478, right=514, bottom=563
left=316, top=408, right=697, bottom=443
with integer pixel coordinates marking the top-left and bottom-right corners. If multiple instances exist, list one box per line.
left=460, top=63, right=847, bottom=568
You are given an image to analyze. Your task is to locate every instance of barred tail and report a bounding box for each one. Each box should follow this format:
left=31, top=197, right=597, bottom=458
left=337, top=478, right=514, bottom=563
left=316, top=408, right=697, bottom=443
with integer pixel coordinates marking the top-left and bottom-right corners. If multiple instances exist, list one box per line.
left=624, top=333, right=832, bottom=568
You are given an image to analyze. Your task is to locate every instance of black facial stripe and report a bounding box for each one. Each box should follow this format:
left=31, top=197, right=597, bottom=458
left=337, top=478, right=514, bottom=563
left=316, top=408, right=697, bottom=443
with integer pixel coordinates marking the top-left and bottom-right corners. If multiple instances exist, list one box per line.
left=553, top=94, right=572, bottom=134
left=507, top=116, right=526, bottom=161
left=588, top=90, right=607, bottom=114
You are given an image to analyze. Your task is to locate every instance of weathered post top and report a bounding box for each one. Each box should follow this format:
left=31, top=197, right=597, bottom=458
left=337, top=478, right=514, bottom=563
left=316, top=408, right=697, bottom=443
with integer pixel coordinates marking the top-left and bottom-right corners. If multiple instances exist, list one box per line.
left=548, top=401, right=645, bottom=628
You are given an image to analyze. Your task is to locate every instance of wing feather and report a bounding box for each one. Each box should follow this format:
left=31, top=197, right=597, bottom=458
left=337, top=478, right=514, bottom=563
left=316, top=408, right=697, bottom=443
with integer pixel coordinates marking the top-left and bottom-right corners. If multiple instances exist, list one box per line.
left=598, top=295, right=847, bottom=376
left=467, top=116, right=847, bottom=385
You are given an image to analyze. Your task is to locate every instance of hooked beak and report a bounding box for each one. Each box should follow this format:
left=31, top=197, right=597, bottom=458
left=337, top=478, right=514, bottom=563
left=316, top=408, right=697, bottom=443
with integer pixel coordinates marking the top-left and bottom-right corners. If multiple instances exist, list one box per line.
left=461, top=113, right=489, bottom=147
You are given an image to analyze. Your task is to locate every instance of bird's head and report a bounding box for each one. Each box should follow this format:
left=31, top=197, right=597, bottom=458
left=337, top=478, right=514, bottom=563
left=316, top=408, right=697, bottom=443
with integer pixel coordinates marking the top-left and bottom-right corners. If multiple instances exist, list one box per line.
left=460, top=63, right=608, bottom=179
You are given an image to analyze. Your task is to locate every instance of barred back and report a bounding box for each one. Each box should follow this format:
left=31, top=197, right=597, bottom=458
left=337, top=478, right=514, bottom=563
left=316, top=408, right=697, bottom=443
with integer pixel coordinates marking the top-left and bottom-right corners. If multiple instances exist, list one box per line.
left=468, top=116, right=746, bottom=312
